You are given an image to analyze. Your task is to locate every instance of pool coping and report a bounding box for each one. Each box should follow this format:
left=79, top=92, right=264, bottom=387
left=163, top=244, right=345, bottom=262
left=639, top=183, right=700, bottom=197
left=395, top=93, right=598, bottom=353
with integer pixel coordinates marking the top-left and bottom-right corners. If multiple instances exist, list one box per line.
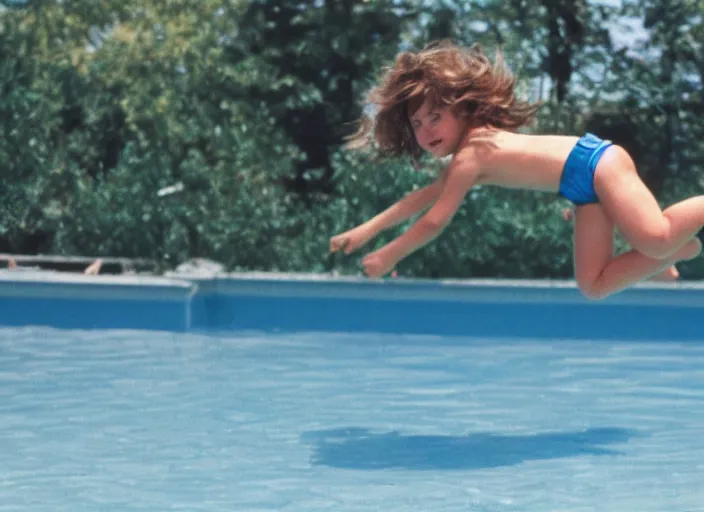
left=0, top=269, right=194, bottom=300
left=175, top=271, right=704, bottom=306
left=3, top=268, right=704, bottom=304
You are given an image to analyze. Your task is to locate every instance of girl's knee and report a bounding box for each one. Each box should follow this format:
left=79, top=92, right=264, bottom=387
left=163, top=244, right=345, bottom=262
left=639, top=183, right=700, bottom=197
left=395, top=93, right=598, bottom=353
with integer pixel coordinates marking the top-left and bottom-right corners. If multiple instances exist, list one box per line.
left=576, top=278, right=609, bottom=300
left=632, top=224, right=672, bottom=259
left=679, top=237, right=702, bottom=261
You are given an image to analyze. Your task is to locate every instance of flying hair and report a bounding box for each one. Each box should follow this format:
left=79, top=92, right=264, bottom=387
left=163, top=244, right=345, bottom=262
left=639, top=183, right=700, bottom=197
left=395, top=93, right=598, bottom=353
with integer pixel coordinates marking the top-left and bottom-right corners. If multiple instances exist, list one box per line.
left=346, top=40, right=541, bottom=162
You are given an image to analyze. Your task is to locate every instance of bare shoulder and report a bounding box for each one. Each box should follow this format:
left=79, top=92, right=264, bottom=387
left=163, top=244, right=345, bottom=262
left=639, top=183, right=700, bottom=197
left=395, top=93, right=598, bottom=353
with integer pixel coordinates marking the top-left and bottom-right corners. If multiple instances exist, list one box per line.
left=440, top=147, right=484, bottom=190
left=447, top=128, right=501, bottom=178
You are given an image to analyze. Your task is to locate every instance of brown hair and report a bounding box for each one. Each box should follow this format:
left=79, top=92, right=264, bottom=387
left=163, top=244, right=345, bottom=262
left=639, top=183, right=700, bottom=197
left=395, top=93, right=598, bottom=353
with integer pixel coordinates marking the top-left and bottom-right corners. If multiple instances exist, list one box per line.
left=346, top=40, right=541, bottom=161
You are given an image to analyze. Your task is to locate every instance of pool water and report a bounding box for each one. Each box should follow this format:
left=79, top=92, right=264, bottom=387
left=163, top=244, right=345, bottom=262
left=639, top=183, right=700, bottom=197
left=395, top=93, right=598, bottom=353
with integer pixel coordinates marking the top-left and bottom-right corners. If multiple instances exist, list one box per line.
left=1, top=327, right=703, bottom=511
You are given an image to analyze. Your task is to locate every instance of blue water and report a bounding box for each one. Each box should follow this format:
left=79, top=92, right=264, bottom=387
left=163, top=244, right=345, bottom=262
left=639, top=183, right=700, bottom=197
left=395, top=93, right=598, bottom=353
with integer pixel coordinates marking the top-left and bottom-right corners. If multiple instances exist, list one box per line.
left=1, top=327, right=703, bottom=511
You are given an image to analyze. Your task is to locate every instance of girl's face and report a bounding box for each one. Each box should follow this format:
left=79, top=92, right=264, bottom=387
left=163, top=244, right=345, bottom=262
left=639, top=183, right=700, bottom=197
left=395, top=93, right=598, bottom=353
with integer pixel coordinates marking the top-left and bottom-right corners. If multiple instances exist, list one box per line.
left=409, top=97, right=467, bottom=158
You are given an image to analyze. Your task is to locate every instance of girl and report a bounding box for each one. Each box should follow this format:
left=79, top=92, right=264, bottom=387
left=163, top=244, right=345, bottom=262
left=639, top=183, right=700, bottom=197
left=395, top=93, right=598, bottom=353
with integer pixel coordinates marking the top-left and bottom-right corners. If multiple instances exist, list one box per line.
left=329, top=41, right=704, bottom=299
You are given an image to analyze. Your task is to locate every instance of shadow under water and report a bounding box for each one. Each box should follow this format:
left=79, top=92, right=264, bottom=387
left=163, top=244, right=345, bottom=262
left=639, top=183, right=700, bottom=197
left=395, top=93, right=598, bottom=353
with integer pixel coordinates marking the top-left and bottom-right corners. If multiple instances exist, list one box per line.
left=301, top=426, right=637, bottom=470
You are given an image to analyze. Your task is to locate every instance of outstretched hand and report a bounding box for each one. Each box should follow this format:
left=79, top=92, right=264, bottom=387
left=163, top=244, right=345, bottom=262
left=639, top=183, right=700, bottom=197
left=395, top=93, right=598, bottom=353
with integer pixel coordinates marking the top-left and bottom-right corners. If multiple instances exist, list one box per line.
left=361, top=248, right=397, bottom=279
left=329, top=225, right=374, bottom=255
left=330, top=225, right=399, bottom=278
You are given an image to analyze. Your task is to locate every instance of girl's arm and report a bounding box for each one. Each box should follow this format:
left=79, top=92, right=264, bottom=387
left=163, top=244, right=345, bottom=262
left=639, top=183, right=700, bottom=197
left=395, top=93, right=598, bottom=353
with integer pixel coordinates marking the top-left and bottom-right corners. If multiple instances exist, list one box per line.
left=370, top=152, right=480, bottom=265
left=365, top=170, right=448, bottom=235
left=330, top=171, right=448, bottom=255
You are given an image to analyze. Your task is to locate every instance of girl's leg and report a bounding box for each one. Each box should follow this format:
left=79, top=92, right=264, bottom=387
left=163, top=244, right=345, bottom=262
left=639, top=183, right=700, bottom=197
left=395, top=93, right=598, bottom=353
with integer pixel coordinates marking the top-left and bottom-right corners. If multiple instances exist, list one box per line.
left=562, top=206, right=680, bottom=282
left=572, top=204, right=614, bottom=299
left=593, top=145, right=704, bottom=260
left=573, top=204, right=701, bottom=299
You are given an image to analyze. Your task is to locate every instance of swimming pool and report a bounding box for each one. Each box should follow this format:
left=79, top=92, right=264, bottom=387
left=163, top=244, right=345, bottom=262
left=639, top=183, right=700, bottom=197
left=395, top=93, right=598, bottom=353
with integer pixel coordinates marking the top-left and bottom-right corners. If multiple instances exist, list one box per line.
left=1, top=326, right=703, bottom=511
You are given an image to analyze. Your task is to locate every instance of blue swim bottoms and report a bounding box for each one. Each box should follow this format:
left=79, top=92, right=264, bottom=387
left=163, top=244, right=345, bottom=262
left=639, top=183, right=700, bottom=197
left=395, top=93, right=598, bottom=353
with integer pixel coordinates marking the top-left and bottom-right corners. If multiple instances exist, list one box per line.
left=558, top=133, right=613, bottom=205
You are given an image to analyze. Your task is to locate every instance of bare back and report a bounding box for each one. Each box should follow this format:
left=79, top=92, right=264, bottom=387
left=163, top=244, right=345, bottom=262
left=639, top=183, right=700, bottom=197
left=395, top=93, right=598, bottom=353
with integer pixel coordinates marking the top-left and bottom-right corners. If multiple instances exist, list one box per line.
left=460, top=128, right=580, bottom=193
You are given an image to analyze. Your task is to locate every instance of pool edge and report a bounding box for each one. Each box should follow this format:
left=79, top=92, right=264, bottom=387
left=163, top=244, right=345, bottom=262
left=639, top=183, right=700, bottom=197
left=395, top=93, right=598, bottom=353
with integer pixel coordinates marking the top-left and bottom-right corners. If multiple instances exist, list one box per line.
left=1, top=270, right=703, bottom=339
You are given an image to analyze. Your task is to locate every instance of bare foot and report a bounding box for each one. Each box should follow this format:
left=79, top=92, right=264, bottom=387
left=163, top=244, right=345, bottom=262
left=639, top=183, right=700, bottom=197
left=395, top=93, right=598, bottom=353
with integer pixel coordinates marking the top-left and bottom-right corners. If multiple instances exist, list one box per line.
left=650, top=265, right=679, bottom=282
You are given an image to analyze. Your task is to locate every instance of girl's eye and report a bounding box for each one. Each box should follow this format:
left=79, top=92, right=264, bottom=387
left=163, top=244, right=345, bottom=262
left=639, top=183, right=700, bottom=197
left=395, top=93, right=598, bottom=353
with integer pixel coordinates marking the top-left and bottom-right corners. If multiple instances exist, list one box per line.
left=431, top=115, right=440, bottom=123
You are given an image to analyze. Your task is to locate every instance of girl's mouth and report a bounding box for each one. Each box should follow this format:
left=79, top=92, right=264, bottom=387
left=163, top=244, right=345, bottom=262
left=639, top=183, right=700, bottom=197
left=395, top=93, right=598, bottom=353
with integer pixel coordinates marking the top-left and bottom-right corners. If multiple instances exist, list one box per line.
left=429, top=139, right=442, bottom=148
